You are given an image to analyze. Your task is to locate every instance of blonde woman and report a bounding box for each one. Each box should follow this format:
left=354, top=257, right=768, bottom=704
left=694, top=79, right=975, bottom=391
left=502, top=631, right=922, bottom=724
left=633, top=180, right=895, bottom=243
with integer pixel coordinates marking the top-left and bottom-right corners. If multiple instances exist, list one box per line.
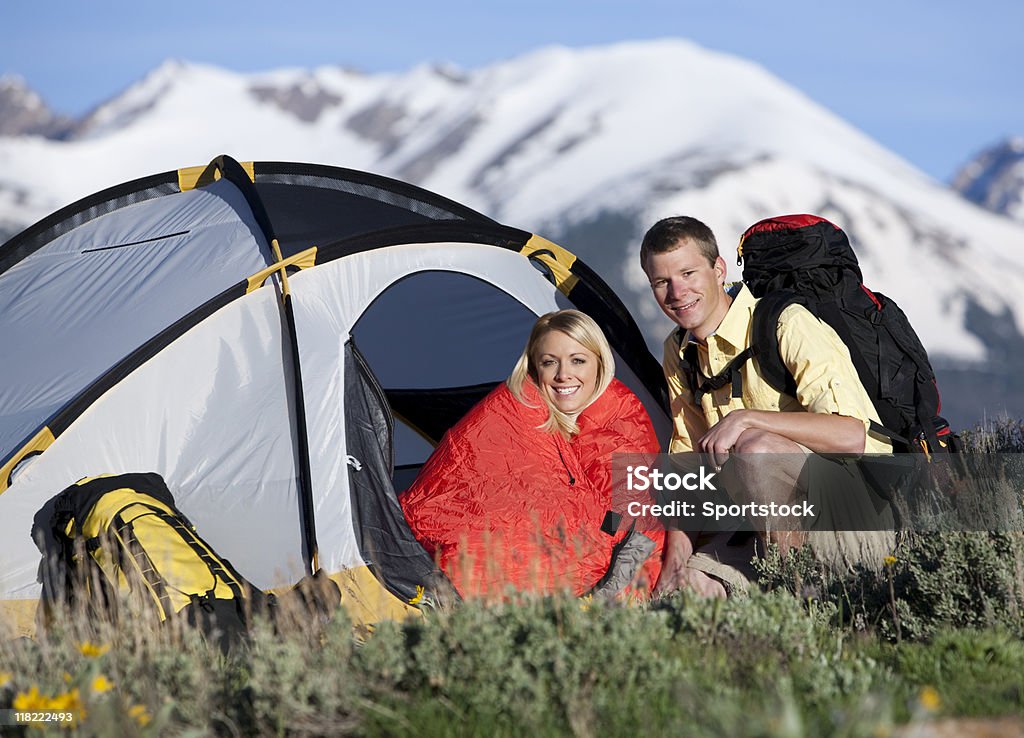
left=400, top=310, right=662, bottom=599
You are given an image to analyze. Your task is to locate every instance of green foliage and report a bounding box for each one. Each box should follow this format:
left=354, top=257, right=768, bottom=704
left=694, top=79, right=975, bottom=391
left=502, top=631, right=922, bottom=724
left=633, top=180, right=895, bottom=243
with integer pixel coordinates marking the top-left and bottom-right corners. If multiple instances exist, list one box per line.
left=1, top=419, right=1022, bottom=735
left=650, top=592, right=894, bottom=736
left=246, top=609, right=361, bottom=736
left=879, top=630, right=1024, bottom=717
left=887, top=532, right=1024, bottom=639
left=354, top=597, right=687, bottom=736
left=753, top=418, right=1024, bottom=642
left=753, top=531, right=1024, bottom=641
left=2, top=589, right=1023, bottom=737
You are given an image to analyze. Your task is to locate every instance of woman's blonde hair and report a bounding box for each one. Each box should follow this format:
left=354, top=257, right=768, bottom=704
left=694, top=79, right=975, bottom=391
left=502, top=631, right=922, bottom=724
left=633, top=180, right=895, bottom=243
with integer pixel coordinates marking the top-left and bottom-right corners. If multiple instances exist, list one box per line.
left=507, top=310, right=616, bottom=437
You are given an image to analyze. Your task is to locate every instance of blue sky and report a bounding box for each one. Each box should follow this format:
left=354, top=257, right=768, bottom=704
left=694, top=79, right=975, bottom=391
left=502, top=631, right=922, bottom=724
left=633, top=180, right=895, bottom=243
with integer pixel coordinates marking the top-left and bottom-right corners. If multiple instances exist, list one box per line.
left=2, top=0, right=1021, bottom=182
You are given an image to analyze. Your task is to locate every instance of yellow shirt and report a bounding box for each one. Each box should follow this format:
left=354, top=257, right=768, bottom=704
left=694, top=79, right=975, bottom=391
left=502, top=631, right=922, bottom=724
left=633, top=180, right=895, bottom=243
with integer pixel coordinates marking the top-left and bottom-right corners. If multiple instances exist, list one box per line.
left=663, top=284, right=891, bottom=454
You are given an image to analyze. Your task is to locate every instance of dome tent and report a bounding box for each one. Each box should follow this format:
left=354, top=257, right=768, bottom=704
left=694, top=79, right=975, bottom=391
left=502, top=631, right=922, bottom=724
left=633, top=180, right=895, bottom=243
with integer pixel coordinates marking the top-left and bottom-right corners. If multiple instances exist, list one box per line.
left=0, top=155, right=670, bottom=637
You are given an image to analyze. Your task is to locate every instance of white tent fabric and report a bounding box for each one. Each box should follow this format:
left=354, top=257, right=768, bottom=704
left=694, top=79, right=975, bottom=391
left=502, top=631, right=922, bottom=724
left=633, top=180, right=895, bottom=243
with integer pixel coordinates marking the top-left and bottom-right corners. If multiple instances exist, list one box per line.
left=0, top=238, right=668, bottom=603
left=292, top=243, right=568, bottom=575
left=0, top=242, right=589, bottom=599
left=0, top=284, right=303, bottom=595
left=0, top=180, right=271, bottom=460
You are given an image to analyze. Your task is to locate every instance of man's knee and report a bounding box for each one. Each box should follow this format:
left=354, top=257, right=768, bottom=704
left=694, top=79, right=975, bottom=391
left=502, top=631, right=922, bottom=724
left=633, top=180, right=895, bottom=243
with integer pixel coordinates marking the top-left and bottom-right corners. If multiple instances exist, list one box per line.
left=727, top=430, right=807, bottom=506
left=733, top=428, right=802, bottom=454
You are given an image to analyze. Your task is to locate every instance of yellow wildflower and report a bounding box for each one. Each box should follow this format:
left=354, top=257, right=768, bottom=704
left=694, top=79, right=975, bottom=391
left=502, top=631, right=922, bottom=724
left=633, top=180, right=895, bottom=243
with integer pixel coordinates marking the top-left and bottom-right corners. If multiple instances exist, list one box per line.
left=408, top=585, right=425, bottom=605
left=48, top=688, right=82, bottom=712
left=14, top=686, right=83, bottom=726
left=919, top=685, right=941, bottom=711
left=0, top=671, right=12, bottom=688
left=91, top=675, right=114, bottom=694
left=883, top=555, right=897, bottom=567
left=77, top=641, right=110, bottom=658
left=128, top=704, right=152, bottom=727
left=13, top=685, right=48, bottom=711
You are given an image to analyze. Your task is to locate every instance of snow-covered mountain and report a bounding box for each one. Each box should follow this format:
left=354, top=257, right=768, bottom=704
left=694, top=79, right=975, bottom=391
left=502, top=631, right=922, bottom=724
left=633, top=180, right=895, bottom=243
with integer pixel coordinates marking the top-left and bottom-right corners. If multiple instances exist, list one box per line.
left=2, top=40, right=1023, bottom=427
left=0, top=75, right=75, bottom=138
left=951, top=136, right=1024, bottom=223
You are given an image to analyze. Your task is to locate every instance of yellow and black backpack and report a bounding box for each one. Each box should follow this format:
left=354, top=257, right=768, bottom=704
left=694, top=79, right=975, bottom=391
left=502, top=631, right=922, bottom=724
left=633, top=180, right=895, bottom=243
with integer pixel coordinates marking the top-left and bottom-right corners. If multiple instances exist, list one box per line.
left=34, top=472, right=271, bottom=650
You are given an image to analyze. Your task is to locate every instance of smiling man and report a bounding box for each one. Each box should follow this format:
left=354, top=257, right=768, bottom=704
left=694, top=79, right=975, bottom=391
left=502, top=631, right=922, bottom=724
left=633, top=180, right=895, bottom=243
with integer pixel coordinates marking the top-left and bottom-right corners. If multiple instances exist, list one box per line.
left=640, top=216, right=894, bottom=597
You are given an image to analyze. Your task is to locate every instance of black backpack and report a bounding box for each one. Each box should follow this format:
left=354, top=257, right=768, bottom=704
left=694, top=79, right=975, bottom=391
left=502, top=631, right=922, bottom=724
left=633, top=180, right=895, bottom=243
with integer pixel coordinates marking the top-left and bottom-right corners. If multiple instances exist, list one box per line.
left=679, top=214, right=956, bottom=455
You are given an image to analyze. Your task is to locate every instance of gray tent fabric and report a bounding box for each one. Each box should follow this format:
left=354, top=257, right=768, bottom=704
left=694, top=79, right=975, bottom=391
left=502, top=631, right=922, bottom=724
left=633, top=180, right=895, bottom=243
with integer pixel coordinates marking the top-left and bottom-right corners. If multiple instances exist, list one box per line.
left=0, top=179, right=273, bottom=460
left=0, top=285, right=307, bottom=595
left=343, top=341, right=452, bottom=605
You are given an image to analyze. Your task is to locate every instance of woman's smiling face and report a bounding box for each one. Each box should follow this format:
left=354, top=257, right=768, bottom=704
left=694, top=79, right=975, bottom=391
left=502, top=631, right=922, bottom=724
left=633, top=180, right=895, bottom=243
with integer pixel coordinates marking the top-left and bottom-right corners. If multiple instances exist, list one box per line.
left=532, top=329, right=600, bottom=417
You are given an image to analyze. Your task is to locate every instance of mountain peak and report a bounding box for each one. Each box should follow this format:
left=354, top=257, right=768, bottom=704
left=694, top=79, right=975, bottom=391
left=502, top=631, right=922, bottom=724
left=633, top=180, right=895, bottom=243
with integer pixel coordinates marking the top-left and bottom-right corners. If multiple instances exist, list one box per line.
left=951, top=136, right=1024, bottom=222
left=0, top=75, right=74, bottom=138
left=75, top=59, right=237, bottom=138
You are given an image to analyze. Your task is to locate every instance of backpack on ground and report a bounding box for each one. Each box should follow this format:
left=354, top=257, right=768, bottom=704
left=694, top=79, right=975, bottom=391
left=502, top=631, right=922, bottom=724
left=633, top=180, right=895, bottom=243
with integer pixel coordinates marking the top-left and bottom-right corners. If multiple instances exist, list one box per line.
left=32, top=472, right=274, bottom=651
left=737, top=214, right=957, bottom=455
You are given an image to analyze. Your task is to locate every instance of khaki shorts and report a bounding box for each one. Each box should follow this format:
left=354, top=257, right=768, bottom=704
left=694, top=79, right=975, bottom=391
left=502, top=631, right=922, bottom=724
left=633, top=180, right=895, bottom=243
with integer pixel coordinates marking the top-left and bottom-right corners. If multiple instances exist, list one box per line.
left=802, top=452, right=895, bottom=571
left=690, top=451, right=896, bottom=594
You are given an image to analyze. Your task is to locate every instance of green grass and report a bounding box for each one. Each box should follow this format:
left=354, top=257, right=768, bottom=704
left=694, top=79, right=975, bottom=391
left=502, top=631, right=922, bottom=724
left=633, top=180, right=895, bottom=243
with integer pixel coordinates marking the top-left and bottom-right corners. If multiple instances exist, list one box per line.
left=7, top=590, right=1018, bottom=737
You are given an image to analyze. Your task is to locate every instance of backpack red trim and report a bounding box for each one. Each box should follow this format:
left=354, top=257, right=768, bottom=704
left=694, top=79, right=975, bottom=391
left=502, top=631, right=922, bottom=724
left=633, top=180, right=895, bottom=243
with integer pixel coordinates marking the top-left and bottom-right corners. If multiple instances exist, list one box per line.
left=742, top=214, right=841, bottom=238
left=860, top=284, right=883, bottom=311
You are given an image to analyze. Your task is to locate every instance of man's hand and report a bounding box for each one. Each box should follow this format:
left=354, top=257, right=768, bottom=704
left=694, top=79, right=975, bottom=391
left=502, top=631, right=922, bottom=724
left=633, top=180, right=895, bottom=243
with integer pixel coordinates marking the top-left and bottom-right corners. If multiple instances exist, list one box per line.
left=700, top=408, right=868, bottom=458
left=697, top=409, right=755, bottom=468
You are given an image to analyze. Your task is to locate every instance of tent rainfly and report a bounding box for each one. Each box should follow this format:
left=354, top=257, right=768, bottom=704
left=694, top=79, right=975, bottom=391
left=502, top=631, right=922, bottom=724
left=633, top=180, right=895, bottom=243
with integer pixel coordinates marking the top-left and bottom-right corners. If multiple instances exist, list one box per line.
left=0, top=155, right=670, bottom=637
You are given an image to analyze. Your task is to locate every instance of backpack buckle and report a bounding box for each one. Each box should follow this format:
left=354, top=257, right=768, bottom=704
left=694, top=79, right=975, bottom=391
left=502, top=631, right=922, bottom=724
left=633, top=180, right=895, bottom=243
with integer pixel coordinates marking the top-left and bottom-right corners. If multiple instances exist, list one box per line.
left=191, top=592, right=215, bottom=613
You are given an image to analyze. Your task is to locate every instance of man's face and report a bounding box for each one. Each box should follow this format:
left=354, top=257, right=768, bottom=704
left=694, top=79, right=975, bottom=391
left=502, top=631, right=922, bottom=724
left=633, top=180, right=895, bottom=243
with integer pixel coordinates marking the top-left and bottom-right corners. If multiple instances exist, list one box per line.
left=644, top=239, right=729, bottom=341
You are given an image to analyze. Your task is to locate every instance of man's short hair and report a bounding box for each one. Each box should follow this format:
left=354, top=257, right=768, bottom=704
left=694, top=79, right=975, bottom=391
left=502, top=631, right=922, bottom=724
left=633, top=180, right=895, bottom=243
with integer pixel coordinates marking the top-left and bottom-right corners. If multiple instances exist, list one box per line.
left=640, top=216, right=720, bottom=271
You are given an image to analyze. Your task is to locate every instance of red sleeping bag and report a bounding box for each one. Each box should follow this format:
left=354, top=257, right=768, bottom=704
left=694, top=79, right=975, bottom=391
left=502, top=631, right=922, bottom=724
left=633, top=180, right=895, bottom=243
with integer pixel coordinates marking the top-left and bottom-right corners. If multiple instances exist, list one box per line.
left=400, top=379, right=662, bottom=598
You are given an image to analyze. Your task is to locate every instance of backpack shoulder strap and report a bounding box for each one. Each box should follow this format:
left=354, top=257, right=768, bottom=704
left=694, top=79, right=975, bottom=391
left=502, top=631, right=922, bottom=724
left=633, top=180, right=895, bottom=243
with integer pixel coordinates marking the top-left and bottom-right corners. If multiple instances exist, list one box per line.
left=750, top=290, right=800, bottom=398
left=677, top=336, right=756, bottom=407
left=674, top=329, right=704, bottom=403
left=755, top=291, right=911, bottom=448
left=677, top=336, right=700, bottom=400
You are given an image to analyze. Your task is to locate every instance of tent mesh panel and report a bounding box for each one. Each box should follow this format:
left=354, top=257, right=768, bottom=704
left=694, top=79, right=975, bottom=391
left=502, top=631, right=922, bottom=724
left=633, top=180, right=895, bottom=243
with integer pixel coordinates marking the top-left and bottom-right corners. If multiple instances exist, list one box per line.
left=255, top=172, right=470, bottom=222
left=344, top=341, right=453, bottom=605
